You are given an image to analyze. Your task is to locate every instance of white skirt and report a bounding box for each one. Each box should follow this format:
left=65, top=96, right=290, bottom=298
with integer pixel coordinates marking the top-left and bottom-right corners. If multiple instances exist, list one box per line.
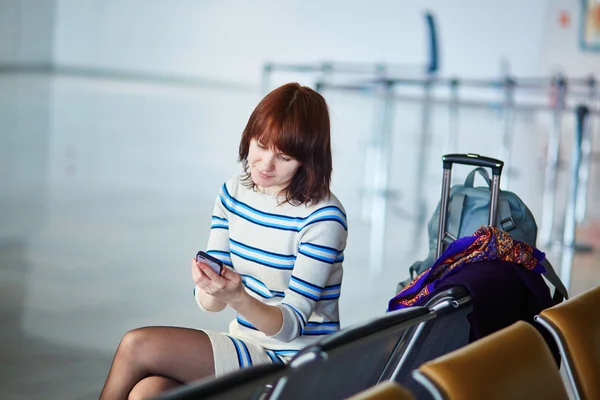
left=200, top=329, right=295, bottom=377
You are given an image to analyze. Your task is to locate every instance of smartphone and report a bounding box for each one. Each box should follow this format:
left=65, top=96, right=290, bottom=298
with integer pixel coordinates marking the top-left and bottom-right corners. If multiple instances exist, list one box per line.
left=195, top=251, right=224, bottom=276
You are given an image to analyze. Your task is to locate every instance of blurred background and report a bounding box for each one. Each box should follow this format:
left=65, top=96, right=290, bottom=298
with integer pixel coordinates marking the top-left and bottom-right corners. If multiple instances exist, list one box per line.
left=1, top=0, right=599, bottom=398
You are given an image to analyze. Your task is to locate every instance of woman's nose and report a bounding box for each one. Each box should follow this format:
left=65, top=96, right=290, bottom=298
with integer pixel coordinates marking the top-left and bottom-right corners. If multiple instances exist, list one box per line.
left=260, top=156, right=275, bottom=171
left=262, top=162, right=274, bottom=172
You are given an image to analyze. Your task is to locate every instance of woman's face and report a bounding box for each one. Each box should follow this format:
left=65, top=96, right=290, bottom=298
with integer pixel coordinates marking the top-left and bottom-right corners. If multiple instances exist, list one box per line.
left=247, top=138, right=301, bottom=195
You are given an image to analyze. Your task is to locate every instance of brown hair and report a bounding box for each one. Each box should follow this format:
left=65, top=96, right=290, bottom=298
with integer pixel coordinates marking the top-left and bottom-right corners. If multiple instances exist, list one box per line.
left=238, top=82, right=332, bottom=206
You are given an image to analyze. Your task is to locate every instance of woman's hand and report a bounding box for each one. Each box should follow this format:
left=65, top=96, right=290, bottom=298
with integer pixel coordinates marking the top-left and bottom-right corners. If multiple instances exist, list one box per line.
left=191, top=259, right=246, bottom=305
left=191, top=258, right=283, bottom=336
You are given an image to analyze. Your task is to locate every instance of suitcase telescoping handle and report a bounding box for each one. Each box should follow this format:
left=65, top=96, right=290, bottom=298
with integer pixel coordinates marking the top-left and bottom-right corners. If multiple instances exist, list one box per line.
left=436, top=153, right=505, bottom=258
left=442, top=153, right=504, bottom=175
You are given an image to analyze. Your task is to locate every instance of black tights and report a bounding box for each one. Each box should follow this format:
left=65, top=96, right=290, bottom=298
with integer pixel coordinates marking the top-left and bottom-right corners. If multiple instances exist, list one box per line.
left=99, top=327, right=215, bottom=400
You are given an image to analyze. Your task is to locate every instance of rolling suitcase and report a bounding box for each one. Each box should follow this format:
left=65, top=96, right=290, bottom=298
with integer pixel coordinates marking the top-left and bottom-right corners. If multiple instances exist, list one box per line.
left=434, top=153, right=504, bottom=258
left=398, top=153, right=567, bottom=305
left=396, top=153, right=504, bottom=292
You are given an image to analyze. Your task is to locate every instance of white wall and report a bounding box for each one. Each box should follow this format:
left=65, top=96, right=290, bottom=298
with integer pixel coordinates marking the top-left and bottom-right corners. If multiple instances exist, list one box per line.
left=0, top=0, right=55, bottom=64
left=45, top=0, right=556, bottom=206
left=540, top=0, right=600, bottom=76
left=0, top=0, right=55, bottom=240
left=42, top=1, right=564, bottom=232
left=537, top=0, right=600, bottom=221
left=0, top=0, right=19, bottom=63
left=53, top=0, right=548, bottom=84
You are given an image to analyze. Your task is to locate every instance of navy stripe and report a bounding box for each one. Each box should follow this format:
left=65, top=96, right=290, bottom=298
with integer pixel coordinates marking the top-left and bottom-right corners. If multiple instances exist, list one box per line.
left=211, top=225, right=229, bottom=230
left=243, top=285, right=270, bottom=299
left=271, top=349, right=299, bottom=357
left=230, top=238, right=296, bottom=260
left=231, top=249, right=294, bottom=270
left=299, top=242, right=338, bottom=254
left=223, top=185, right=305, bottom=222
left=265, top=351, right=277, bottom=364
left=298, top=249, right=335, bottom=264
left=291, top=276, right=324, bottom=291
left=222, top=184, right=347, bottom=229
left=238, top=340, right=253, bottom=367
left=265, top=350, right=281, bottom=364
left=212, top=216, right=228, bottom=223
left=237, top=317, right=258, bottom=330
left=206, top=250, right=230, bottom=258
left=282, top=303, right=306, bottom=325
left=307, top=321, right=340, bottom=326
left=220, top=197, right=300, bottom=231
left=222, top=196, right=347, bottom=231
left=303, top=217, right=348, bottom=231
left=311, top=205, right=347, bottom=219
left=241, top=275, right=286, bottom=298
left=320, top=283, right=342, bottom=300
left=243, top=286, right=283, bottom=299
left=290, top=286, right=320, bottom=301
left=224, top=185, right=347, bottom=221
left=227, top=336, right=244, bottom=368
left=303, top=330, right=335, bottom=335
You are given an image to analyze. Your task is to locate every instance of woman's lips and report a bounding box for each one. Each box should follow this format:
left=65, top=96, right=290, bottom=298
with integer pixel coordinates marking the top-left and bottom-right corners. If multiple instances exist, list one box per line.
left=257, top=170, right=272, bottom=179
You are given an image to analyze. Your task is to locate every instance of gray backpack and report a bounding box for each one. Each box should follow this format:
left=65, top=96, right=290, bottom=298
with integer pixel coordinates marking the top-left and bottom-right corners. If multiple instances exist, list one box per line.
left=407, top=167, right=568, bottom=304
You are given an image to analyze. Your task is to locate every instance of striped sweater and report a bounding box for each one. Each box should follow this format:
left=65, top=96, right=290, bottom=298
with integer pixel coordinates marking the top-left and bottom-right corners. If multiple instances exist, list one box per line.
left=194, top=176, right=348, bottom=355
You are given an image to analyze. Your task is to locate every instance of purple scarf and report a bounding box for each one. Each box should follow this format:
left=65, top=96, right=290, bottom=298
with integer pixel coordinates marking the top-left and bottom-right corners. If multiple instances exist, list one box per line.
left=388, top=226, right=547, bottom=311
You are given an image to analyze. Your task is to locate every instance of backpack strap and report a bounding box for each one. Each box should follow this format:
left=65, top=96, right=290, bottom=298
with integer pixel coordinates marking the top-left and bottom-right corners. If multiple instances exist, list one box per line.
left=540, top=259, right=569, bottom=304
left=498, top=199, right=516, bottom=231
left=464, top=167, right=491, bottom=187
left=408, top=260, right=421, bottom=279
left=408, top=252, right=436, bottom=279
left=466, top=168, right=515, bottom=232
left=446, top=193, right=466, bottom=245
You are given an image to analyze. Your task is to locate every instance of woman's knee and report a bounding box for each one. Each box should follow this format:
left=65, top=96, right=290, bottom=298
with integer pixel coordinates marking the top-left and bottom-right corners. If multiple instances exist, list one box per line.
left=128, top=376, right=180, bottom=400
left=127, top=385, right=145, bottom=400
left=127, top=384, right=149, bottom=400
left=117, top=327, right=153, bottom=359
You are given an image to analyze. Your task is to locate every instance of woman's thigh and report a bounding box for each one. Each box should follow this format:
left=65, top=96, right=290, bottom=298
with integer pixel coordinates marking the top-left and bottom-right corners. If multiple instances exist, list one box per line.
left=119, top=326, right=215, bottom=382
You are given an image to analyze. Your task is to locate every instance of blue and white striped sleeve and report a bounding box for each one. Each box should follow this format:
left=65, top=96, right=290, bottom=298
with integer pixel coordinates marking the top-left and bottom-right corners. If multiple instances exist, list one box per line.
left=270, top=208, right=348, bottom=343
left=205, top=183, right=232, bottom=268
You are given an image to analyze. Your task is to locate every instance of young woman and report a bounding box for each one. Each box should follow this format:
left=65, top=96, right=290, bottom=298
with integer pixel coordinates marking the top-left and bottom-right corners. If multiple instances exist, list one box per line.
left=99, top=82, right=348, bottom=400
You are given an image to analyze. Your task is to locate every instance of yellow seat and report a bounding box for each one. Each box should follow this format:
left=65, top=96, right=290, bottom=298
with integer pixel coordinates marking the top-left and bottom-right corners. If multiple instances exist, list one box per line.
left=535, top=284, right=600, bottom=400
left=413, top=321, right=569, bottom=400
left=346, top=381, right=415, bottom=400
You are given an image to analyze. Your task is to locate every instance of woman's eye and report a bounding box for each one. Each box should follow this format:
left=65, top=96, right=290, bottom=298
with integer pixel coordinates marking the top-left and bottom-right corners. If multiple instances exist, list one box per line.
left=257, top=142, right=267, bottom=150
left=278, top=155, right=291, bottom=162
